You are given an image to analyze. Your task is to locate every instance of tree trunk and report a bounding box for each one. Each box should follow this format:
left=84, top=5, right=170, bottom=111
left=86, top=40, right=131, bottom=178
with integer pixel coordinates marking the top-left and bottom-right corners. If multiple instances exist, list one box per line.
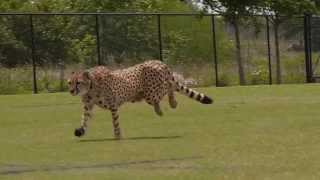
left=233, top=19, right=246, bottom=85
left=274, top=21, right=281, bottom=84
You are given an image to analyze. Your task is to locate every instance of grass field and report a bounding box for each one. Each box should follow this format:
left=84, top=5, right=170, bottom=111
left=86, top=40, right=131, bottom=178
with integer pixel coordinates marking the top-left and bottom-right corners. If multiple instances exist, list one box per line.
left=1, top=84, right=320, bottom=180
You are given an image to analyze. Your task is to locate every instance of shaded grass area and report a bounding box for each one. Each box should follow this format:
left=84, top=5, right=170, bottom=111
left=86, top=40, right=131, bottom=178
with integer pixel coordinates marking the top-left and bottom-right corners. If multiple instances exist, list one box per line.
left=0, top=84, right=320, bottom=179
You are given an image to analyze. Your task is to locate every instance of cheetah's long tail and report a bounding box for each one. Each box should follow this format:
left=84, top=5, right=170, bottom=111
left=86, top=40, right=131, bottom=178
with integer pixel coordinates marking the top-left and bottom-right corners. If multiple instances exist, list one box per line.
left=175, top=82, right=213, bottom=104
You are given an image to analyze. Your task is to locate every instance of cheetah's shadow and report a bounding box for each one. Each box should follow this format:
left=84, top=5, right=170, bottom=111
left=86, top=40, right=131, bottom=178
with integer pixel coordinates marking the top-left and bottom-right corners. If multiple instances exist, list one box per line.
left=78, top=135, right=182, bottom=142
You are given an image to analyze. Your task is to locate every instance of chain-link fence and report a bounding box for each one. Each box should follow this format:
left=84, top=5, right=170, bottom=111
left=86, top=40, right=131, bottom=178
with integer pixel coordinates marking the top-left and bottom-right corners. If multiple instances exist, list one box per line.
left=0, top=13, right=311, bottom=94
left=310, top=15, right=320, bottom=79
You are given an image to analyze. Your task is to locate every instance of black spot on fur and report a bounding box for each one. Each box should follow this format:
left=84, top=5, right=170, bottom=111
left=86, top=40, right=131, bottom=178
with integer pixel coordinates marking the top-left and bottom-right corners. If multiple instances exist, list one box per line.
left=84, top=112, right=91, bottom=117
left=201, top=96, right=213, bottom=104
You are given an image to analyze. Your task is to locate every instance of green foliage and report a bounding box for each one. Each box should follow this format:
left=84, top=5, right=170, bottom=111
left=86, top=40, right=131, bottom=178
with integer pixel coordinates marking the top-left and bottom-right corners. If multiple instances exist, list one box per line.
left=0, top=16, right=30, bottom=67
left=263, top=0, right=317, bottom=16
left=0, top=0, right=194, bottom=67
left=217, top=73, right=232, bottom=86
left=99, top=15, right=159, bottom=64
left=281, top=53, right=306, bottom=83
left=249, top=65, right=269, bottom=85
left=0, top=0, right=319, bottom=92
left=71, top=34, right=97, bottom=66
left=201, top=0, right=264, bottom=17
left=0, top=66, right=33, bottom=94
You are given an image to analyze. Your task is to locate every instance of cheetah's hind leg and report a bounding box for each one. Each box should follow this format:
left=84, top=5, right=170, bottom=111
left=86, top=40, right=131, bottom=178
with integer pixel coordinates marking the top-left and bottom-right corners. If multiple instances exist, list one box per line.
left=154, top=102, right=163, bottom=116
left=168, top=80, right=177, bottom=109
left=168, top=90, right=177, bottom=109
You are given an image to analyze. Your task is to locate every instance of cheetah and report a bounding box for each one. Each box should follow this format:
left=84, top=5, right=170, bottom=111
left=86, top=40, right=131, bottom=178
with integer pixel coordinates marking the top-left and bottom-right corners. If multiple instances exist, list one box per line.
left=68, top=60, right=213, bottom=139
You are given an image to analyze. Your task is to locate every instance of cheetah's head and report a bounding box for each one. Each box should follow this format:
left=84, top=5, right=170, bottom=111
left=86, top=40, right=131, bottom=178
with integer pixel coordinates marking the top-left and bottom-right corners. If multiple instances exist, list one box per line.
left=67, top=71, right=92, bottom=96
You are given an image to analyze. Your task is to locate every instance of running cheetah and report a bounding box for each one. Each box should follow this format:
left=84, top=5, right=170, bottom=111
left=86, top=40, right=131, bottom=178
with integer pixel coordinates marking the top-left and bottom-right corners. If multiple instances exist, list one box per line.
left=68, top=60, right=213, bottom=139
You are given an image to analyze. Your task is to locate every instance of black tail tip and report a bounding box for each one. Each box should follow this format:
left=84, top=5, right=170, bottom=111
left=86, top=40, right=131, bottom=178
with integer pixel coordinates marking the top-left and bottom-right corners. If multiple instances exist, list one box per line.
left=201, top=96, right=213, bottom=104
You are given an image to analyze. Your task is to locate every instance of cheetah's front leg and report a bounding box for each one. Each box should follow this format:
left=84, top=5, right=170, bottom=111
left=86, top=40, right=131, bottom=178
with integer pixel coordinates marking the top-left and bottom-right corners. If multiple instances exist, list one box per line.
left=74, top=104, right=94, bottom=137
left=110, top=108, right=122, bottom=140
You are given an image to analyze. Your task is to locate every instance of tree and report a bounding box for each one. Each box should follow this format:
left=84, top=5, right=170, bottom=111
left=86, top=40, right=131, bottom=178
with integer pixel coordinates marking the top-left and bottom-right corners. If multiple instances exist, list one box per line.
left=0, top=1, right=32, bottom=67
left=262, top=0, right=317, bottom=84
left=183, top=0, right=319, bottom=85
left=185, top=0, right=263, bottom=85
left=0, top=0, right=193, bottom=67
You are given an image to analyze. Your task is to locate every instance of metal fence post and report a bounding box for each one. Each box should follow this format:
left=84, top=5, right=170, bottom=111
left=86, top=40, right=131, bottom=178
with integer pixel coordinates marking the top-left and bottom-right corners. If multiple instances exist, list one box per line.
left=58, top=61, right=65, bottom=92
left=211, top=15, right=219, bottom=86
left=29, top=14, right=38, bottom=94
left=308, top=14, right=314, bottom=82
left=266, top=16, right=272, bottom=85
left=157, top=14, right=163, bottom=61
left=95, top=14, right=102, bottom=65
left=304, top=13, right=313, bottom=83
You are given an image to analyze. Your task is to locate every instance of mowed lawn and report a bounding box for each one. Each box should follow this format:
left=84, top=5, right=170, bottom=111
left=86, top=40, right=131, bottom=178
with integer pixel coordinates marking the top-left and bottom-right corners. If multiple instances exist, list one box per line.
left=1, top=84, right=320, bottom=180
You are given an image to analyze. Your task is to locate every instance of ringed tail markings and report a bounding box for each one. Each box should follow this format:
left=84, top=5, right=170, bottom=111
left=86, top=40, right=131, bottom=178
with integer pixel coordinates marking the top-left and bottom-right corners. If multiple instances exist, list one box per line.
left=175, top=82, right=213, bottom=104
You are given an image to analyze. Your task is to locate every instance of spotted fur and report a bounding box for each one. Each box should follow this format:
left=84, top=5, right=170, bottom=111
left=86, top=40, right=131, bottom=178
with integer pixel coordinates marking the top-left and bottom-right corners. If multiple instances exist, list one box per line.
left=68, top=60, right=213, bottom=139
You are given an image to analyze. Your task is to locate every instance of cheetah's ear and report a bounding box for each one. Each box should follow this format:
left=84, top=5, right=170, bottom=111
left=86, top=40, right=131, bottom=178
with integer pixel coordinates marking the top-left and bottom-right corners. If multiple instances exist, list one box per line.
left=82, top=71, right=91, bottom=80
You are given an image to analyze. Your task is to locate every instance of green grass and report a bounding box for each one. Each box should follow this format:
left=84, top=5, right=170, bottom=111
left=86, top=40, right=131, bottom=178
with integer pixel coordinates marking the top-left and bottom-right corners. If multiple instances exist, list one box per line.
left=1, top=84, right=320, bottom=179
